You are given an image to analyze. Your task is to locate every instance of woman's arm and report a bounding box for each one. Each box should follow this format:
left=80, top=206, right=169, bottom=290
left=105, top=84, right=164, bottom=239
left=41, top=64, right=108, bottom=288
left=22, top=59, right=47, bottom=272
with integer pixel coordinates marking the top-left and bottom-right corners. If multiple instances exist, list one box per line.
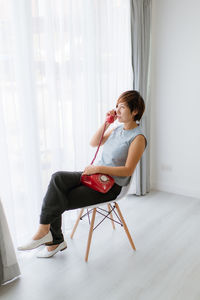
left=84, top=135, right=146, bottom=176
left=90, top=109, right=117, bottom=147
left=90, top=122, right=113, bottom=147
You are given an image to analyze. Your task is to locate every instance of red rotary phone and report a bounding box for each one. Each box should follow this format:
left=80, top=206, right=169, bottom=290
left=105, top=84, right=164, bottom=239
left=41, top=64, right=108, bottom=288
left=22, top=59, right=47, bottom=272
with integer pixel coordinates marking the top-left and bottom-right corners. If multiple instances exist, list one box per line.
left=106, top=111, right=116, bottom=124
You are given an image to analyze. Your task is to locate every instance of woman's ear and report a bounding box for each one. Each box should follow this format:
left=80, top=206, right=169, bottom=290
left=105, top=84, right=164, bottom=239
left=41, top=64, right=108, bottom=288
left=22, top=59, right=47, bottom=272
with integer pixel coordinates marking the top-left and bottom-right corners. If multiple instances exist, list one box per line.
left=132, top=110, right=138, bottom=119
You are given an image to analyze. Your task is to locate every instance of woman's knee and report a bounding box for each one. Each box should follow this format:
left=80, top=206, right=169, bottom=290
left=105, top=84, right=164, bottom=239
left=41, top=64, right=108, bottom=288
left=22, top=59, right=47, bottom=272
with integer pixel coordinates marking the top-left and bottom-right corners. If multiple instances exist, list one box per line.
left=51, top=171, right=63, bottom=181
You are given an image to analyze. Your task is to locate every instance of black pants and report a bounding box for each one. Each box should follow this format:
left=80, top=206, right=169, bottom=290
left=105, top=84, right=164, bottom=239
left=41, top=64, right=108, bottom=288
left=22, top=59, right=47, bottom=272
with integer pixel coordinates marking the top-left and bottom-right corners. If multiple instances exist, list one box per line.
left=40, top=171, right=122, bottom=245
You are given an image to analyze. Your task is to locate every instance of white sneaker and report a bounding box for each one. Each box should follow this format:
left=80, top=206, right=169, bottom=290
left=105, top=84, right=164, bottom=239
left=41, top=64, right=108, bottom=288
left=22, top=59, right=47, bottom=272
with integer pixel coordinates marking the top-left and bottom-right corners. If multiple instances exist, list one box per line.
left=17, top=231, right=53, bottom=251
left=36, top=241, right=67, bottom=258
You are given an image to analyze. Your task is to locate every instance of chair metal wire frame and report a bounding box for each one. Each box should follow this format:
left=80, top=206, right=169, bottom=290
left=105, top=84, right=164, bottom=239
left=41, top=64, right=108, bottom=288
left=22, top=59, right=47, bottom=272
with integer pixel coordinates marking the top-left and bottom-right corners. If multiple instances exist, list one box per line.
left=82, top=203, right=123, bottom=229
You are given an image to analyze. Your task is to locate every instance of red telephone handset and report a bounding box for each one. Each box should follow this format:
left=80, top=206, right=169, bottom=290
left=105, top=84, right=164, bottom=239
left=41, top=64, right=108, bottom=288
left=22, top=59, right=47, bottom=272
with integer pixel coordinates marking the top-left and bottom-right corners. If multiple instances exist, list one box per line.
left=106, top=111, right=116, bottom=124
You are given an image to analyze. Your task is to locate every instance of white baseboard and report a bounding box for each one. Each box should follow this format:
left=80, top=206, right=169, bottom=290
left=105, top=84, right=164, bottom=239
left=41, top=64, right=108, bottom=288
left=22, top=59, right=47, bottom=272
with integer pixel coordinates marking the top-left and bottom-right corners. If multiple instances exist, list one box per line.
left=151, top=181, right=200, bottom=200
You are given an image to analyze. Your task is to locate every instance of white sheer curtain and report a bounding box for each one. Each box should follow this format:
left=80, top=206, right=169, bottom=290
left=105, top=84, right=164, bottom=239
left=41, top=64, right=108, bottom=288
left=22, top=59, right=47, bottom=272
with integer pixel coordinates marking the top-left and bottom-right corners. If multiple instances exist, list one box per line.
left=0, top=0, right=133, bottom=246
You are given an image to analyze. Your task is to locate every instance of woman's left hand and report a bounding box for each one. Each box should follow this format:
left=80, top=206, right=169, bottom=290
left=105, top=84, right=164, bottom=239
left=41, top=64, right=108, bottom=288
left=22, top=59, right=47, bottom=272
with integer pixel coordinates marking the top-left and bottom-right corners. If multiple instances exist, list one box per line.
left=83, top=165, right=99, bottom=175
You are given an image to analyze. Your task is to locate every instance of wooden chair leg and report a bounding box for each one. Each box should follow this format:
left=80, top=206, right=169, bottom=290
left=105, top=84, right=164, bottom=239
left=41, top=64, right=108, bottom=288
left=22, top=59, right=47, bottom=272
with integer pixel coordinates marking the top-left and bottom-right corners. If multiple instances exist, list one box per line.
left=107, top=204, right=115, bottom=230
left=85, top=208, right=96, bottom=262
left=70, top=208, right=84, bottom=239
left=115, top=202, right=136, bottom=251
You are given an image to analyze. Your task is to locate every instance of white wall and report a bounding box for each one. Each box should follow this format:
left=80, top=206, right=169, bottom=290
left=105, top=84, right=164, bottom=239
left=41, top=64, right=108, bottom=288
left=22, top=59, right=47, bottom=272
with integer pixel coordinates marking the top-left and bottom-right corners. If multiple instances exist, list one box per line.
left=150, top=0, right=200, bottom=199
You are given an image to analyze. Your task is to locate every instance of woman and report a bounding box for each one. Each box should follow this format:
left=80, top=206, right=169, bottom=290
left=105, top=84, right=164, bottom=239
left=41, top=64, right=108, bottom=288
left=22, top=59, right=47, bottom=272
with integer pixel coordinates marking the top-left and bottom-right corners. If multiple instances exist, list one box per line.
left=18, top=90, right=147, bottom=258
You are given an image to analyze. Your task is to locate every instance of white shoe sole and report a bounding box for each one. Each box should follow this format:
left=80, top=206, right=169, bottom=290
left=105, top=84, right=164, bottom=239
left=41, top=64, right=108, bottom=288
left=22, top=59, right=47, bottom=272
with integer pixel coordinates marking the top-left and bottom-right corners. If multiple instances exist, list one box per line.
left=37, top=241, right=67, bottom=258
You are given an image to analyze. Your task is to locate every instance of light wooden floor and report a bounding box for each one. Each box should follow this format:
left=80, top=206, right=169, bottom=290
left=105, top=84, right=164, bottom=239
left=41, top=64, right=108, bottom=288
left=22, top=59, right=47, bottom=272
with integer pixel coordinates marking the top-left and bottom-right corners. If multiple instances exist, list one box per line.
left=1, top=190, right=200, bottom=300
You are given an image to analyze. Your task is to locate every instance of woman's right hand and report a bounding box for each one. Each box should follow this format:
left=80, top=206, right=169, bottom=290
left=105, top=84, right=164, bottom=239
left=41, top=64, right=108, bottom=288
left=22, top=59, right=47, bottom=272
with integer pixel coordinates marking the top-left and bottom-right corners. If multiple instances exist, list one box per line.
left=106, top=109, right=117, bottom=124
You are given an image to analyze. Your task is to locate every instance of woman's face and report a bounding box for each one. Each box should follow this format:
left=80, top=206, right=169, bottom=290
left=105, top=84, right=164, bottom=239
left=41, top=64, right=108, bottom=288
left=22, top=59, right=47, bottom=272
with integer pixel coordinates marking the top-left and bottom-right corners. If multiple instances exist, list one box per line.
left=116, top=101, right=136, bottom=123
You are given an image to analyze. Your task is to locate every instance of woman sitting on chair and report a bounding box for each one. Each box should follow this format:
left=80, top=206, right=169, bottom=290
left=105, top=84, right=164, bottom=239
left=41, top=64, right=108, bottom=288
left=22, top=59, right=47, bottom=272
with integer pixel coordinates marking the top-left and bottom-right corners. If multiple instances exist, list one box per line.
left=18, top=90, right=147, bottom=258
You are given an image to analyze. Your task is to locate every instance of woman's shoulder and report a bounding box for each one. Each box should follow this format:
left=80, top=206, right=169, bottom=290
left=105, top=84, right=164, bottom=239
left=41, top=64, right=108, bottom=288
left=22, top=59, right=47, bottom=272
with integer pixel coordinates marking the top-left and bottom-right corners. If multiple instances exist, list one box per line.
left=130, top=126, right=147, bottom=148
left=111, top=124, right=147, bottom=146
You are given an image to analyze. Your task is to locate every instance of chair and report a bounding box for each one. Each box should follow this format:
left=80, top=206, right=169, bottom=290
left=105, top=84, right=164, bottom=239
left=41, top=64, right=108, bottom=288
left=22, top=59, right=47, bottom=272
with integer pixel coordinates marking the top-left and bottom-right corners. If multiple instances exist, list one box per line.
left=70, top=175, right=136, bottom=262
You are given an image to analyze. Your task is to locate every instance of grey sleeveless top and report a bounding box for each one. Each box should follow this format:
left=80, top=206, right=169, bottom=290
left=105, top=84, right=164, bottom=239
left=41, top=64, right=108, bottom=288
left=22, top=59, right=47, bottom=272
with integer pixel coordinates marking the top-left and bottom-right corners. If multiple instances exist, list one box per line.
left=95, top=124, right=147, bottom=186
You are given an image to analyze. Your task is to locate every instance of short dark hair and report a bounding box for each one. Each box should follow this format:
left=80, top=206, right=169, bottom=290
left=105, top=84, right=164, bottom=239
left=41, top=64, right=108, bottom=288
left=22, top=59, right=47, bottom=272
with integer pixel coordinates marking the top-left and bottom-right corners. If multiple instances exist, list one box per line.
left=117, top=90, right=145, bottom=121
